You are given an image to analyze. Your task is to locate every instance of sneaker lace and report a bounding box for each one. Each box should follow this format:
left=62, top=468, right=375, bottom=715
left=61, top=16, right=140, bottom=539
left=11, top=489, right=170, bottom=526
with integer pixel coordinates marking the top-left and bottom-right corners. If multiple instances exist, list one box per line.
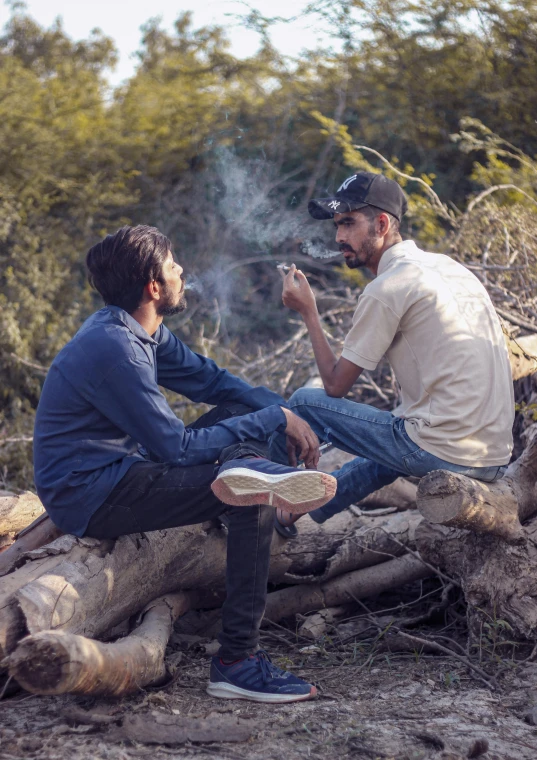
left=255, top=649, right=289, bottom=683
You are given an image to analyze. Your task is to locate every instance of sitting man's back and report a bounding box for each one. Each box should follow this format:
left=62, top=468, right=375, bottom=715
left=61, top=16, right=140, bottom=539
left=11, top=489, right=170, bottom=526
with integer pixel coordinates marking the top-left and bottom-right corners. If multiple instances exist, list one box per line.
left=34, top=224, right=337, bottom=703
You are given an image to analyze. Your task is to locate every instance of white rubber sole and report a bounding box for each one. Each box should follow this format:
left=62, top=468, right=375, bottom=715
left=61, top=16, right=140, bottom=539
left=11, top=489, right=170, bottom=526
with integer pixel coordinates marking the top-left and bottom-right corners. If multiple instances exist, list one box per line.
left=207, top=681, right=317, bottom=703
left=210, top=467, right=337, bottom=514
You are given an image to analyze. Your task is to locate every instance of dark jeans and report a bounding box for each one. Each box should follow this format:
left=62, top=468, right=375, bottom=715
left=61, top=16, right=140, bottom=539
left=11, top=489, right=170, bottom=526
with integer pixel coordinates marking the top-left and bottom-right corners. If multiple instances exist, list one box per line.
left=85, top=403, right=272, bottom=661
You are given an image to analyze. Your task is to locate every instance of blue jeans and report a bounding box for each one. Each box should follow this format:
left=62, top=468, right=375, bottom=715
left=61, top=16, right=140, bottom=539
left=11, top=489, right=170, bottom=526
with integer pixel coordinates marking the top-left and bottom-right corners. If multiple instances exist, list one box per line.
left=270, top=388, right=506, bottom=524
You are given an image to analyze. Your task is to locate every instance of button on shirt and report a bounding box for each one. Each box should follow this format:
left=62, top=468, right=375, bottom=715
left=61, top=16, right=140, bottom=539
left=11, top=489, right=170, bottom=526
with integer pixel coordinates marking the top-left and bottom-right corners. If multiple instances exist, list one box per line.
left=34, top=306, right=288, bottom=536
left=341, top=240, right=514, bottom=467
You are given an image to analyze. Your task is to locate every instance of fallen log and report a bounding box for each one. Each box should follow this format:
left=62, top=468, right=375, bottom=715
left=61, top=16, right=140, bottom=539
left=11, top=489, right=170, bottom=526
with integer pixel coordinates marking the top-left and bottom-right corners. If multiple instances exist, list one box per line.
left=416, top=424, right=537, bottom=640
left=265, top=553, right=432, bottom=622
left=0, top=507, right=422, bottom=661
left=5, top=593, right=190, bottom=696
left=0, top=491, right=45, bottom=550
left=5, top=550, right=431, bottom=697
left=358, top=478, right=417, bottom=512
left=0, top=514, right=63, bottom=576
left=417, top=423, right=537, bottom=541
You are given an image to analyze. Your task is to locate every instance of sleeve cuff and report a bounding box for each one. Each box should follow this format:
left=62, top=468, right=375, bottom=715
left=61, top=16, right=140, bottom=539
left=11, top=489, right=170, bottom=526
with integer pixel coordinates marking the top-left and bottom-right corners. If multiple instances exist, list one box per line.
left=262, top=404, right=288, bottom=433
left=341, top=347, right=379, bottom=371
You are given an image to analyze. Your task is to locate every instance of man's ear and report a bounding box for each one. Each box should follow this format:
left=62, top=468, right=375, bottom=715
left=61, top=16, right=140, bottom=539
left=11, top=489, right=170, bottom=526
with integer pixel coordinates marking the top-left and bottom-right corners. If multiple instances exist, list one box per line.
left=377, top=212, right=391, bottom=237
left=146, top=280, right=161, bottom=301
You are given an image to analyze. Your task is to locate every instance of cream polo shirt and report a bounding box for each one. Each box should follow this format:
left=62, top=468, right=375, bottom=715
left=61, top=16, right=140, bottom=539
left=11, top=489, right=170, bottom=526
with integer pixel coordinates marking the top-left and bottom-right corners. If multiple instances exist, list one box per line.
left=341, top=240, right=514, bottom=466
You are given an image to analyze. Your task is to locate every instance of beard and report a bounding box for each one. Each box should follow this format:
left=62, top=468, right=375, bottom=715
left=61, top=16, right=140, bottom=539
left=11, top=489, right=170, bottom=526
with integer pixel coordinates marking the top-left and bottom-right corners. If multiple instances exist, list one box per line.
left=341, top=228, right=378, bottom=269
left=157, top=285, right=187, bottom=316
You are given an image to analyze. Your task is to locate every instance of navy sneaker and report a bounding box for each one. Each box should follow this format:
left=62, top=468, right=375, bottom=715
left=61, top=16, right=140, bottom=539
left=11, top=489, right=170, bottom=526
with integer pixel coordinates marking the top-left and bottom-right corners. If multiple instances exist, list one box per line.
left=211, top=457, right=337, bottom=514
left=207, top=650, right=317, bottom=703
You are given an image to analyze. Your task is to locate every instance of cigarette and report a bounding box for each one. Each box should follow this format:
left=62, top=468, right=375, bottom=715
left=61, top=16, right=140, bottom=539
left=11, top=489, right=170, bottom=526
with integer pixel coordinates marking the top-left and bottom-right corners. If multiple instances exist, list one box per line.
left=276, top=263, right=291, bottom=273
left=297, top=441, right=333, bottom=467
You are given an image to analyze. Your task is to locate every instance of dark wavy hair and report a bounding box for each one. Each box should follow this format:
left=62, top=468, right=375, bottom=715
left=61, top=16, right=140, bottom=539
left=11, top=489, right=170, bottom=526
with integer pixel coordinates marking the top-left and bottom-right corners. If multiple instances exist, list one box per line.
left=86, top=225, right=172, bottom=314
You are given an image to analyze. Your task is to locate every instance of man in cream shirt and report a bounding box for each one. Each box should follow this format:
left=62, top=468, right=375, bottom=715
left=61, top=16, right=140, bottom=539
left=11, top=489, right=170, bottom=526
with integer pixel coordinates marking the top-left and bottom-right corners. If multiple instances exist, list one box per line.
left=272, top=171, right=514, bottom=536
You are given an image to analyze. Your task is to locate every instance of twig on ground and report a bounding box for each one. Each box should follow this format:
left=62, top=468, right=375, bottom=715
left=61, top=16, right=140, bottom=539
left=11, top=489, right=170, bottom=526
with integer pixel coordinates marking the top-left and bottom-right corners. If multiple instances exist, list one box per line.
left=352, top=597, right=497, bottom=691
left=351, top=528, right=461, bottom=587
left=0, top=675, right=13, bottom=700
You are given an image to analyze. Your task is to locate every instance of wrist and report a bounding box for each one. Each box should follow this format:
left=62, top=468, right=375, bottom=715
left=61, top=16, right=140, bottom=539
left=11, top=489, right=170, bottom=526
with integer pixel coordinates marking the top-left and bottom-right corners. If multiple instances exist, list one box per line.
left=302, top=306, right=320, bottom=325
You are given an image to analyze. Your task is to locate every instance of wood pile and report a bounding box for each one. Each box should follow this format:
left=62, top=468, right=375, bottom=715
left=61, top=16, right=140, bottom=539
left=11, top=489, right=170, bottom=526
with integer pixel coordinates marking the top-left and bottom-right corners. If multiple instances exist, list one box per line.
left=2, top=297, right=537, bottom=700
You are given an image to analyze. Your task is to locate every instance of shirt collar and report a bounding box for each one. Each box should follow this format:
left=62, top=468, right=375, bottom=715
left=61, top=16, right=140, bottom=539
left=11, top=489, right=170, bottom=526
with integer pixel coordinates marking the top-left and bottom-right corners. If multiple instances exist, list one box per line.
left=105, top=305, right=158, bottom=345
left=377, top=239, right=418, bottom=276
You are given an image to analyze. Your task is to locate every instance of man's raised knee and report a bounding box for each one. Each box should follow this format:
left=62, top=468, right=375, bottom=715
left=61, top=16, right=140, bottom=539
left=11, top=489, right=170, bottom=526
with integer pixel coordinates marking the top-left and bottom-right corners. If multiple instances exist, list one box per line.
left=288, top=386, right=328, bottom=410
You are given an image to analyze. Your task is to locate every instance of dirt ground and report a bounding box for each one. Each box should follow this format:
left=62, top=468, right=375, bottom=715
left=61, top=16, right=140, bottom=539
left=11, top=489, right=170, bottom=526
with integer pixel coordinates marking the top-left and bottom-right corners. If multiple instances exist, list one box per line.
left=2, top=637, right=537, bottom=760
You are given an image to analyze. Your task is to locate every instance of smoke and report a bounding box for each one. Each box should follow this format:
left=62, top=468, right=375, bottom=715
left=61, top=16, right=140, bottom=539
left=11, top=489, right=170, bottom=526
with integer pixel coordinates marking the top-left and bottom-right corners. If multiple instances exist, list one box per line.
left=183, top=274, right=203, bottom=294
left=168, top=148, right=340, bottom=332
left=213, top=148, right=340, bottom=259
left=300, top=239, right=340, bottom=260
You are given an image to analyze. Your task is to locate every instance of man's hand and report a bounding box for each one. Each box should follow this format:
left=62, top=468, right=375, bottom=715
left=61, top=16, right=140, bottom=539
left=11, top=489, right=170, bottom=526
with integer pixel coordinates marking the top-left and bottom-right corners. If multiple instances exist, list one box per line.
left=280, top=407, right=320, bottom=469
left=282, top=265, right=317, bottom=318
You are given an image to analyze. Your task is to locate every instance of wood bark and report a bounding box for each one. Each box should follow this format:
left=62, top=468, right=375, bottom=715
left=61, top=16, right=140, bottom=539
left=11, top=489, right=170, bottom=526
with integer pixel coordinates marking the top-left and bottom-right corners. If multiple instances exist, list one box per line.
left=4, top=547, right=429, bottom=698
left=0, top=491, right=45, bottom=547
left=5, top=593, right=190, bottom=696
left=417, top=423, right=537, bottom=540
left=0, top=507, right=423, bottom=661
left=265, top=553, right=431, bottom=622
left=507, top=333, right=537, bottom=381
left=416, top=424, right=537, bottom=640
left=0, top=514, right=63, bottom=576
left=358, top=477, right=417, bottom=512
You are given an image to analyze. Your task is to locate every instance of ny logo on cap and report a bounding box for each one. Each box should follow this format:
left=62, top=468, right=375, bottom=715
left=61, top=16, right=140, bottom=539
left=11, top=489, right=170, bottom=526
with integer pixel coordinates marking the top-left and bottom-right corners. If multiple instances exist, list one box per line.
left=328, top=200, right=341, bottom=210
left=337, top=175, right=357, bottom=192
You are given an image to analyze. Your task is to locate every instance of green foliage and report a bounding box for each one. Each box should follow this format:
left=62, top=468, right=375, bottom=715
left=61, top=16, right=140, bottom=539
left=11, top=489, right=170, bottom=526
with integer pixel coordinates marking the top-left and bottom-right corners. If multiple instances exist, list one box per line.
left=472, top=608, right=519, bottom=665
left=1, top=2, right=537, bottom=488
left=0, top=10, right=135, bottom=413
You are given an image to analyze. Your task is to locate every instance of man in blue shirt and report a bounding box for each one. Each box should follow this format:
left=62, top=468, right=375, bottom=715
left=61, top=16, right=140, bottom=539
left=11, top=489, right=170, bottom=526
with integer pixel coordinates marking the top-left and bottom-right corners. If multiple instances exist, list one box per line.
left=34, top=225, right=337, bottom=703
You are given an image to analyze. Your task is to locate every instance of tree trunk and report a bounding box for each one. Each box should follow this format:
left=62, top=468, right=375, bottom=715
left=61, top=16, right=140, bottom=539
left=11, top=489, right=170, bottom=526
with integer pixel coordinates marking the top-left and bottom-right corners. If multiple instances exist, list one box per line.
left=358, top=477, right=417, bottom=512
left=5, top=593, right=190, bottom=697
left=0, top=492, right=45, bottom=549
left=265, top=553, right=431, bottom=622
left=416, top=424, right=537, bottom=540
left=0, top=507, right=423, bottom=661
left=5, top=552, right=431, bottom=698
left=0, top=514, right=63, bottom=576
left=416, top=425, right=537, bottom=640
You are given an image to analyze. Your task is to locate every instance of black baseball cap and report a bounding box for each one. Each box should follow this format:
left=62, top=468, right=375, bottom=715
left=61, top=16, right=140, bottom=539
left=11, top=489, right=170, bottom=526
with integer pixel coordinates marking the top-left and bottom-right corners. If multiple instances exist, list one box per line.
left=308, top=171, right=408, bottom=222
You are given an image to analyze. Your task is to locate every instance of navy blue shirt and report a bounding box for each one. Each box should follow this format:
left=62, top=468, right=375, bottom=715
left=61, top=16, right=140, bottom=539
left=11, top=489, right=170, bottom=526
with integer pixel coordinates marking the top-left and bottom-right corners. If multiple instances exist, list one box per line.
left=34, top=306, right=288, bottom=536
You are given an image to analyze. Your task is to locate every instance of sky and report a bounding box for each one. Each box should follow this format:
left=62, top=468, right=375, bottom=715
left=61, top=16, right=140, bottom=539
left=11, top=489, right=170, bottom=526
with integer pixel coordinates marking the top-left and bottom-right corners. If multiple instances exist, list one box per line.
left=0, top=0, right=333, bottom=86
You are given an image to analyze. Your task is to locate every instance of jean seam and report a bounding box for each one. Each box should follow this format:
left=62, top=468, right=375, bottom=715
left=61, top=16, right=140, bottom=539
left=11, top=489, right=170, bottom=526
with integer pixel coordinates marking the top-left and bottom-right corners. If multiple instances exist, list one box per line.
left=247, top=506, right=261, bottom=645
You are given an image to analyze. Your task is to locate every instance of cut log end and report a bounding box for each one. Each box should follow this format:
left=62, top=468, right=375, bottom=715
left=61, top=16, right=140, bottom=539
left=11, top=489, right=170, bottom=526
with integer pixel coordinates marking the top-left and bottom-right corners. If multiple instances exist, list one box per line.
left=6, top=592, right=191, bottom=697
left=6, top=638, right=67, bottom=695
left=417, top=469, right=524, bottom=543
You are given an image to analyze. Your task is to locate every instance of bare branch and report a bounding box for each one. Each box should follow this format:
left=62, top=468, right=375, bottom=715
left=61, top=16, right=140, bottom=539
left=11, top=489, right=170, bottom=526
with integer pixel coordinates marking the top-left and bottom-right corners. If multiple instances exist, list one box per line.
left=466, top=184, right=537, bottom=213
left=8, top=353, right=48, bottom=374
left=0, top=436, right=33, bottom=447
left=352, top=145, right=452, bottom=220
